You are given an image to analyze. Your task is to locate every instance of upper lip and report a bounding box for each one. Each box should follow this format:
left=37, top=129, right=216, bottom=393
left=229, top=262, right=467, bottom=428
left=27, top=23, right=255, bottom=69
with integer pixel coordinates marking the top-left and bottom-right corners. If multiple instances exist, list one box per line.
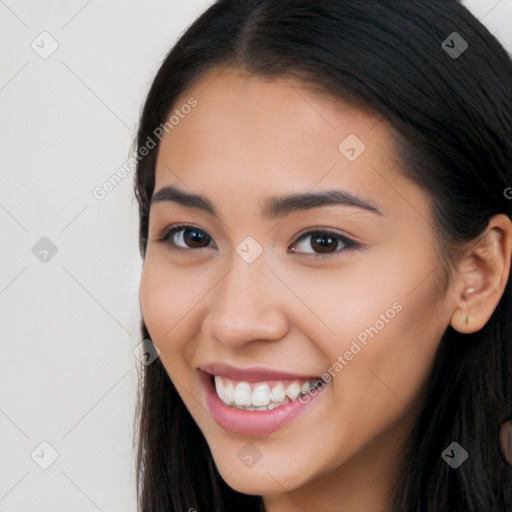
left=199, top=362, right=320, bottom=382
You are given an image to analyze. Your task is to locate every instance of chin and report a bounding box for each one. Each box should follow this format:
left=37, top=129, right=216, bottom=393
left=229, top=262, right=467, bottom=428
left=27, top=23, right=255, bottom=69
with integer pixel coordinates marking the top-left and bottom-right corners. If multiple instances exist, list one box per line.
left=220, top=467, right=298, bottom=496
left=210, top=448, right=314, bottom=497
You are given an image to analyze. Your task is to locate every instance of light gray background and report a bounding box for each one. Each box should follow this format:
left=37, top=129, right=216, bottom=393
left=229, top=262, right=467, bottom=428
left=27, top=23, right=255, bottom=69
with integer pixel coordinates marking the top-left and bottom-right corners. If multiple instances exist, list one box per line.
left=0, top=1, right=510, bottom=511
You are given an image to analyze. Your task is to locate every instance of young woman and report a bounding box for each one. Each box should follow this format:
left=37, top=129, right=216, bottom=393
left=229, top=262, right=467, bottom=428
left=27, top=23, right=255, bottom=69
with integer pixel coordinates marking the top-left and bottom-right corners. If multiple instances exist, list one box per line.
left=133, top=1, right=512, bottom=510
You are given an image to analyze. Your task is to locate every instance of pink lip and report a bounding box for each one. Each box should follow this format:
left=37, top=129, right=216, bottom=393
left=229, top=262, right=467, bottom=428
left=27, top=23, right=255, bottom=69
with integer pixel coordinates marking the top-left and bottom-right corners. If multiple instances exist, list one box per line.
left=199, top=361, right=320, bottom=382
left=198, top=369, right=326, bottom=436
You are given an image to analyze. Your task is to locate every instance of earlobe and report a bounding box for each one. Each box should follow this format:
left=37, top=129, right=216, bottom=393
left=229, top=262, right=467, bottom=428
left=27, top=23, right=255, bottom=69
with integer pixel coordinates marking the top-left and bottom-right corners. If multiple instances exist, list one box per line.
left=449, top=214, right=512, bottom=334
left=450, top=258, right=492, bottom=333
left=450, top=286, right=485, bottom=334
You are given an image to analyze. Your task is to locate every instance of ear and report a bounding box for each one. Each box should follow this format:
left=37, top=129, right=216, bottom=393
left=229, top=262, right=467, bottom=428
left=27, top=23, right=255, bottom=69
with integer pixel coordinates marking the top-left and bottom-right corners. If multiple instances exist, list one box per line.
left=450, top=214, right=512, bottom=334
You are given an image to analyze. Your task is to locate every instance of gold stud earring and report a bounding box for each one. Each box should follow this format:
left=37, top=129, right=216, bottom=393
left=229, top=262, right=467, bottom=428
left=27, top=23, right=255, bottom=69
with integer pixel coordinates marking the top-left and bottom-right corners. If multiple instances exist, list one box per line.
left=463, top=313, right=470, bottom=325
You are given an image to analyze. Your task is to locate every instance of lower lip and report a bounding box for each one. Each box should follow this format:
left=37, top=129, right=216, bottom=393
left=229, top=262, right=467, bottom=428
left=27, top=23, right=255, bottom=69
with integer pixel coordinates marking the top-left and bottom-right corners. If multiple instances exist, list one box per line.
left=199, top=370, right=325, bottom=436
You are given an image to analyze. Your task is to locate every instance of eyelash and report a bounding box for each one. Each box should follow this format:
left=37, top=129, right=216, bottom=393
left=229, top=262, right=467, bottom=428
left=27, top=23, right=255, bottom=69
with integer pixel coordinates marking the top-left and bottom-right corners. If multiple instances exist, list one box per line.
left=156, top=224, right=361, bottom=258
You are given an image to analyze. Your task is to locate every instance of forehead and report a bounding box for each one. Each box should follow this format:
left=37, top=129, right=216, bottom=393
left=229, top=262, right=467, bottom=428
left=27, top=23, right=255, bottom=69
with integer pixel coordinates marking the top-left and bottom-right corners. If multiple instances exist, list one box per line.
left=153, top=68, right=420, bottom=219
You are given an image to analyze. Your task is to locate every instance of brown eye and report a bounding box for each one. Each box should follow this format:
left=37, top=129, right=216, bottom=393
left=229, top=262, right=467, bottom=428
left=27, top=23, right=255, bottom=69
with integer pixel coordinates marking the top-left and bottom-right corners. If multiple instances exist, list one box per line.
left=182, top=227, right=211, bottom=248
left=310, top=232, right=338, bottom=253
left=290, top=229, right=359, bottom=257
left=158, top=225, right=213, bottom=249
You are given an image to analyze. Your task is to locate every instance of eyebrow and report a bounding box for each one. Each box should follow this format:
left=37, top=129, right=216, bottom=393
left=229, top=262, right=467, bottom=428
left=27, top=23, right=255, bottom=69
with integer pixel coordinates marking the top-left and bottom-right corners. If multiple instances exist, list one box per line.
left=150, top=185, right=384, bottom=220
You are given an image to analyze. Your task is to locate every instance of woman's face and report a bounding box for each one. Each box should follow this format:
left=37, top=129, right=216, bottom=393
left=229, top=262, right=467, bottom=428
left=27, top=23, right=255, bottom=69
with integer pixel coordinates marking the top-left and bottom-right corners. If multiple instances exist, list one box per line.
left=139, top=68, right=454, bottom=508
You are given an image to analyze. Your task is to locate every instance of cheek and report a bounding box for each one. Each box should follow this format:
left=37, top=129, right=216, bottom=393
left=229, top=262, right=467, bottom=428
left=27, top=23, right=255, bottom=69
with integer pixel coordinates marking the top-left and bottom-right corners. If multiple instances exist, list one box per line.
left=291, top=245, right=445, bottom=442
left=282, top=245, right=437, bottom=355
left=139, top=257, right=202, bottom=355
left=312, top=239, right=444, bottom=352
left=139, top=259, right=205, bottom=409
left=139, top=260, right=170, bottom=341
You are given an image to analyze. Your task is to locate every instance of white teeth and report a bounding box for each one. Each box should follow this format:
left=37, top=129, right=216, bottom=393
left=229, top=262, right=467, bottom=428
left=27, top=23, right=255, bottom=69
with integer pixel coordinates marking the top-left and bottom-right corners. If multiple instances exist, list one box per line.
left=214, top=376, right=224, bottom=399
left=270, top=382, right=286, bottom=403
left=224, top=381, right=235, bottom=404
left=214, top=376, right=318, bottom=410
left=286, top=382, right=301, bottom=401
left=234, top=382, right=252, bottom=406
left=215, top=376, right=235, bottom=405
left=252, top=383, right=271, bottom=406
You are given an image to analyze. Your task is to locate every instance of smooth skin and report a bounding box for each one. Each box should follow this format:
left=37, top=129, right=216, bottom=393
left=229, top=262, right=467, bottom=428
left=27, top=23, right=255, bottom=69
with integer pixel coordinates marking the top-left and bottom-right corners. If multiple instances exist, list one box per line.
left=139, top=68, right=512, bottom=512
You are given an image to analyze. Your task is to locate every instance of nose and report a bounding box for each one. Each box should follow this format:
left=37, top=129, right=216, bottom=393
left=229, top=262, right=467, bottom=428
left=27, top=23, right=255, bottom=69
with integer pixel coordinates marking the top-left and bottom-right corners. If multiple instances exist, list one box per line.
left=203, top=258, right=290, bottom=349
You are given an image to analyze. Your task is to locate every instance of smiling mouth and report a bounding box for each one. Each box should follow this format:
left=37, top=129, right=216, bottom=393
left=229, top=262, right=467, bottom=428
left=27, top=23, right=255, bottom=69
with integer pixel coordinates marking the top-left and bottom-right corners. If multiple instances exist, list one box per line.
left=211, top=374, right=321, bottom=411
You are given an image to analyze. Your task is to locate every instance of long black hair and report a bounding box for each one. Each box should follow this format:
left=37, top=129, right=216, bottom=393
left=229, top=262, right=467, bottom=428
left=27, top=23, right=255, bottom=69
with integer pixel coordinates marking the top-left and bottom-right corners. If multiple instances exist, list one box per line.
left=133, top=1, right=512, bottom=510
